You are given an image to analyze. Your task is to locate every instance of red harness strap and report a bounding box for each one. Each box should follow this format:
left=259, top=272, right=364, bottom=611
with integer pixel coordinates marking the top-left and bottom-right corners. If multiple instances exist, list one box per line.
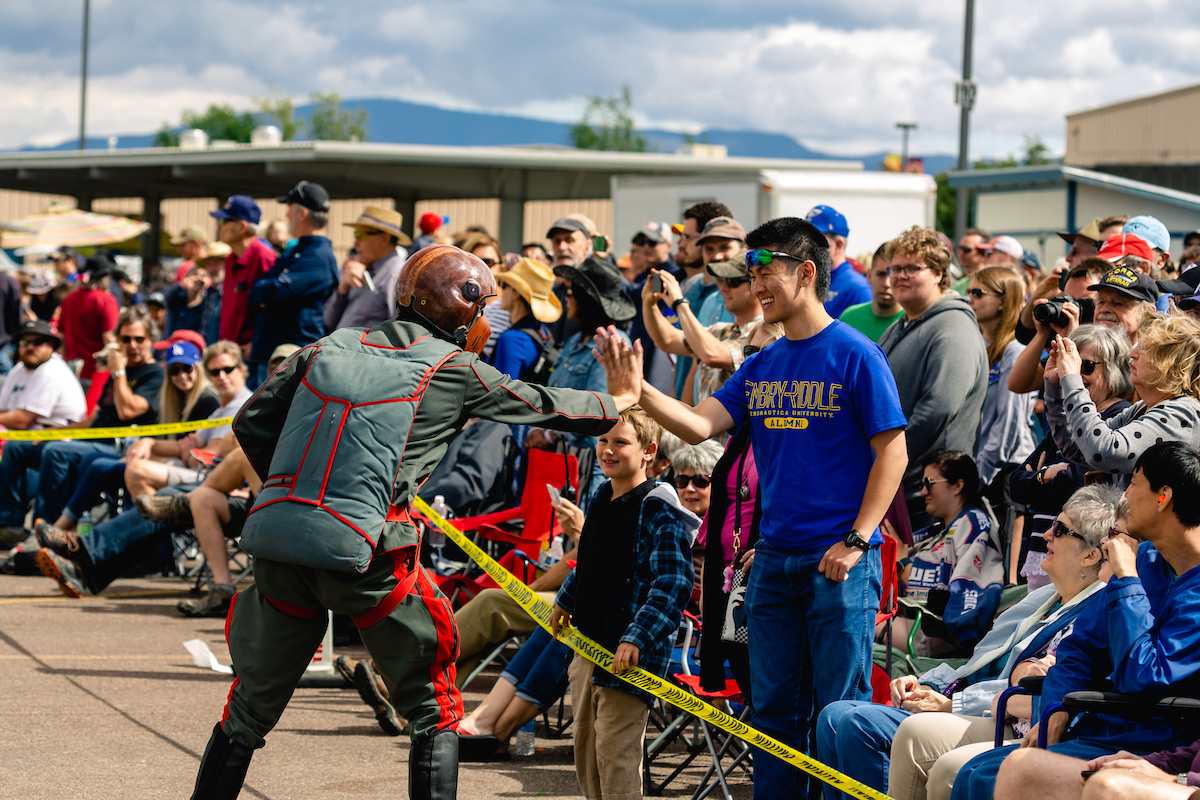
left=352, top=546, right=421, bottom=629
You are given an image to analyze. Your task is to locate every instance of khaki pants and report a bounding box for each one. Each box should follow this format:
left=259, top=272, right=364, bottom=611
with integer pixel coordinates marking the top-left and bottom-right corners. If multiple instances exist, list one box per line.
left=453, top=588, right=553, bottom=687
left=888, top=711, right=1014, bottom=800
left=569, top=656, right=650, bottom=800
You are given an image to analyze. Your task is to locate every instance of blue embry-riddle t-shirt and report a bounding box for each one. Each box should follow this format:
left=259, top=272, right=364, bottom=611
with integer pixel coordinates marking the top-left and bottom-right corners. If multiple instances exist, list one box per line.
left=712, top=320, right=907, bottom=553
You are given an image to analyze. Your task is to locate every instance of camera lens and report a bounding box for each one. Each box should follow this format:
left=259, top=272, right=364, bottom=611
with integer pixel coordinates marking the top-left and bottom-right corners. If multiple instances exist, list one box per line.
left=1034, top=299, right=1065, bottom=327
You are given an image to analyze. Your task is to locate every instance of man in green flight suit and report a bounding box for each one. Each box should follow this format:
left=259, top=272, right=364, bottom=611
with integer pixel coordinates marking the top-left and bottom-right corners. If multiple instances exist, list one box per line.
left=189, top=245, right=635, bottom=799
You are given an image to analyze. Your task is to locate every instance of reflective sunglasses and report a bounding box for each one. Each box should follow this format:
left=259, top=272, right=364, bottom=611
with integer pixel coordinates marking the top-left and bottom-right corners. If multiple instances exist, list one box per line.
left=674, top=474, right=712, bottom=490
left=1080, top=359, right=1098, bottom=376
left=168, top=363, right=195, bottom=377
left=1050, top=518, right=1089, bottom=544
left=920, top=476, right=950, bottom=492
left=744, top=248, right=803, bottom=269
left=120, top=335, right=148, bottom=345
left=207, top=364, right=239, bottom=377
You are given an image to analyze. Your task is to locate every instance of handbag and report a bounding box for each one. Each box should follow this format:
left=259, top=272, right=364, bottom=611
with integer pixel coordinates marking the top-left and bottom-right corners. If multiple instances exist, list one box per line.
left=721, top=450, right=751, bottom=645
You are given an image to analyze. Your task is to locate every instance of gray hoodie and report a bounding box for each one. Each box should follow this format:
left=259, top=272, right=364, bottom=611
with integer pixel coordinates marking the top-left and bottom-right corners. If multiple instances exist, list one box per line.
left=878, top=293, right=988, bottom=488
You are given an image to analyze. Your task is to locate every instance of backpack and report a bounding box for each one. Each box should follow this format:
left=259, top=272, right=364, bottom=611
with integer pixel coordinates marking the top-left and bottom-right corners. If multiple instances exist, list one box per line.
left=518, top=327, right=560, bottom=385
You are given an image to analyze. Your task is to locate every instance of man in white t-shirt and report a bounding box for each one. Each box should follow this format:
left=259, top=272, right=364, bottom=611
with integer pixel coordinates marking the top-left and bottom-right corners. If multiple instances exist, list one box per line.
left=0, top=320, right=86, bottom=430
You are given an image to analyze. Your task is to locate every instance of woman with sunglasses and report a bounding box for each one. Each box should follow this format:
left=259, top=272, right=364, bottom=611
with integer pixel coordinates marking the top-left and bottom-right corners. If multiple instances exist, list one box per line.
left=818, top=484, right=1121, bottom=800
left=1009, top=324, right=1132, bottom=589
left=34, top=339, right=219, bottom=553
left=890, top=450, right=1003, bottom=657
left=1045, top=313, right=1200, bottom=487
left=461, top=232, right=509, bottom=357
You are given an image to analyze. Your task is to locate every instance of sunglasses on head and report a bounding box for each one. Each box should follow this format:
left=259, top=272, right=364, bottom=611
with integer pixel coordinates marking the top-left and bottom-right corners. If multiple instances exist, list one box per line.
left=207, top=364, right=239, bottom=377
left=120, top=335, right=147, bottom=345
left=674, top=474, right=712, bottom=490
left=744, top=248, right=802, bottom=269
left=1050, top=518, right=1089, bottom=544
left=168, top=363, right=195, bottom=376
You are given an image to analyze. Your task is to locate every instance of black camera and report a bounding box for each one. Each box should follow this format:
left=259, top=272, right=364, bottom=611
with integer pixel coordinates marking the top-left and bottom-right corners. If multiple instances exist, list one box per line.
left=1034, top=296, right=1094, bottom=328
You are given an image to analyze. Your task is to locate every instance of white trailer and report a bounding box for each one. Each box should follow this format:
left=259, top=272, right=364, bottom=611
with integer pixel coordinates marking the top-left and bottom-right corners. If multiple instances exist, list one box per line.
left=611, top=169, right=937, bottom=259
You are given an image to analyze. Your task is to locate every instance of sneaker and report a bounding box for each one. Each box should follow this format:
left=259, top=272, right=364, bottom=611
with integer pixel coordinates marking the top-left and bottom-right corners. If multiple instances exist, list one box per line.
left=34, top=522, right=80, bottom=556
left=136, top=493, right=193, bottom=528
left=353, top=661, right=405, bottom=736
left=177, top=583, right=236, bottom=618
left=0, top=526, right=30, bottom=549
left=35, top=548, right=88, bottom=598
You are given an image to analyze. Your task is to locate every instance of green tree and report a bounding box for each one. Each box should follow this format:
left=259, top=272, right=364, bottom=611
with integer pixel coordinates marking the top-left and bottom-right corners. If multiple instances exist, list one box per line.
left=570, top=86, right=647, bottom=152
left=935, top=172, right=956, bottom=235
left=257, top=97, right=301, bottom=141
left=154, top=103, right=257, bottom=146
left=938, top=134, right=1058, bottom=232
left=309, top=92, right=368, bottom=141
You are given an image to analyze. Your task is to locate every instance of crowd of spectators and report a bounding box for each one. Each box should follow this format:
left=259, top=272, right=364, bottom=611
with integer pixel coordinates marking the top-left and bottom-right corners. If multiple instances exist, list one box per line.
left=6, top=184, right=1200, bottom=800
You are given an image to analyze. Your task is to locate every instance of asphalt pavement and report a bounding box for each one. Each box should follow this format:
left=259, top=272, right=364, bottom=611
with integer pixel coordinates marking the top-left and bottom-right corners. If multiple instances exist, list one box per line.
left=0, top=572, right=751, bottom=799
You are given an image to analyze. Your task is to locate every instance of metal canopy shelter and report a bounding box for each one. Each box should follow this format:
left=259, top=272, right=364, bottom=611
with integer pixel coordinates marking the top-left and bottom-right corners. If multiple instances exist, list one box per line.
left=0, top=141, right=860, bottom=259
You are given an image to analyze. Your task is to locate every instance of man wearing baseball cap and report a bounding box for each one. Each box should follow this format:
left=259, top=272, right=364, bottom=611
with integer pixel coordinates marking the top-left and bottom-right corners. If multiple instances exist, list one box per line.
left=545, top=213, right=598, bottom=344
left=1123, top=215, right=1174, bottom=312
left=1088, top=259, right=1159, bottom=343
left=0, top=320, right=85, bottom=434
left=246, top=181, right=338, bottom=387
left=624, top=220, right=684, bottom=394
left=213, top=195, right=276, bottom=377
left=805, top=204, right=870, bottom=318
left=171, top=226, right=210, bottom=285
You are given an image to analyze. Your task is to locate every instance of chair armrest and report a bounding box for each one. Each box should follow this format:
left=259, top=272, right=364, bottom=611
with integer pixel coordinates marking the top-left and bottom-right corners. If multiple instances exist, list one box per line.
left=1062, top=691, right=1200, bottom=722
left=994, top=685, right=1030, bottom=748
left=451, top=507, right=522, bottom=533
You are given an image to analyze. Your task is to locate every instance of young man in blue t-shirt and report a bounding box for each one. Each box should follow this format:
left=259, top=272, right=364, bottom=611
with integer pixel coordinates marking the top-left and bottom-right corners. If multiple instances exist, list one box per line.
left=596, top=216, right=908, bottom=800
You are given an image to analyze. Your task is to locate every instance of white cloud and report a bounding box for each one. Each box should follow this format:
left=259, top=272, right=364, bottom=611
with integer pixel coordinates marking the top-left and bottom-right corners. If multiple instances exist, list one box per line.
left=0, top=0, right=1197, bottom=163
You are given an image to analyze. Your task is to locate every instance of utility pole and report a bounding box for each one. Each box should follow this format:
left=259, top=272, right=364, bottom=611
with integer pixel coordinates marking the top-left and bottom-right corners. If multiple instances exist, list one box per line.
left=953, top=0, right=976, bottom=238
left=79, top=0, right=91, bottom=150
left=895, top=122, right=917, bottom=170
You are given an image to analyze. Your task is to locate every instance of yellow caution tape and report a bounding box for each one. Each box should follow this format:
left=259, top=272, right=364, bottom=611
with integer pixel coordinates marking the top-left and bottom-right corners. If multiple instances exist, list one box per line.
left=413, top=495, right=892, bottom=800
left=0, top=417, right=234, bottom=442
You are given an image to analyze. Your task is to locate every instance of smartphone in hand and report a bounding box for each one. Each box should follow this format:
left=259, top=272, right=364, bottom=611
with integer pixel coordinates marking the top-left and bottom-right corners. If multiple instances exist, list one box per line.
left=545, top=483, right=562, bottom=505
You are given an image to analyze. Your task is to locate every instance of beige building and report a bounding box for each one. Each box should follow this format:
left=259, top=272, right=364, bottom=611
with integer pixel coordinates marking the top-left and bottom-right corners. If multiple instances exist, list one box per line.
left=1066, top=83, right=1200, bottom=195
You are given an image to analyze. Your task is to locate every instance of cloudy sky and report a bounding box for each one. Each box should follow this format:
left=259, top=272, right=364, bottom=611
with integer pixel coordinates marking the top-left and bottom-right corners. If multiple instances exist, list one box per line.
left=3, top=0, right=1199, bottom=158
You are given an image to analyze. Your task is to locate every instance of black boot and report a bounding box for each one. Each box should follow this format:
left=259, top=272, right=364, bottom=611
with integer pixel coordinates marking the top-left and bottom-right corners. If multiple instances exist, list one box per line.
left=190, top=722, right=254, bottom=800
left=409, top=729, right=459, bottom=800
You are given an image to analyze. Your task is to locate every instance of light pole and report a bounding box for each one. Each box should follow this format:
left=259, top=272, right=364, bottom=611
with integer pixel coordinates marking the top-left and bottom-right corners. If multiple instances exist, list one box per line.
left=953, top=0, right=976, bottom=238
left=79, top=0, right=91, bottom=150
left=895, top=121, right=917, bottom=170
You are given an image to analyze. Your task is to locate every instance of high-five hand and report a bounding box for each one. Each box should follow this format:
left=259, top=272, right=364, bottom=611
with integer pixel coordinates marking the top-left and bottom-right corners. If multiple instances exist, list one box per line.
left=595, top=326, right=645, bottom=412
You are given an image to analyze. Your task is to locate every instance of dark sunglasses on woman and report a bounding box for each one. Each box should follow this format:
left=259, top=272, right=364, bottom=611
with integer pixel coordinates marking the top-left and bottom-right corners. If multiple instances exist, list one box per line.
left=674, top=474, right=712, bottom=490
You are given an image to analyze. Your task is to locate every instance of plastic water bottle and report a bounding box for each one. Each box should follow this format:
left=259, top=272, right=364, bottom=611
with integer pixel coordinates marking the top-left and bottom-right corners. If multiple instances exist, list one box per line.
left=514, top=719, right=536, bottom=757
left=544, top=534, right=564, bottom=567
left=427, top=496, right=448, bottom=562
left=77, top=511, right=94, bottom=538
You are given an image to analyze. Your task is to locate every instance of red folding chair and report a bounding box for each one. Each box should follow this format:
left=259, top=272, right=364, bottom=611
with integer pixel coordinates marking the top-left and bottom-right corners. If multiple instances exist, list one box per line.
left=872, top=534, right=901, bottom=705
left=451, top=447, right=579, bottom=561
left=84, top=371, right=110, bottom=417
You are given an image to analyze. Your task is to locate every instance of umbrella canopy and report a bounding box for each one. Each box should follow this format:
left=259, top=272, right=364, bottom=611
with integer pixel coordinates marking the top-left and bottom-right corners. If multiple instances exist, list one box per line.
left=0, top=205, right=149, bottom=249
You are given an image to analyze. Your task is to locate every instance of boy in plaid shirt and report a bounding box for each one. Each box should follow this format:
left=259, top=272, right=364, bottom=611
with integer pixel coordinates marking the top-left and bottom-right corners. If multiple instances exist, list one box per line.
left=552, top=406, right=698, bottom=799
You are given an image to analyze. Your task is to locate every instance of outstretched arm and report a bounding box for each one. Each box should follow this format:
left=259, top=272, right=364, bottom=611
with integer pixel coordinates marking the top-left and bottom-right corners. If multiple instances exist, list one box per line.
left=595, top=326, right=733, bottom=444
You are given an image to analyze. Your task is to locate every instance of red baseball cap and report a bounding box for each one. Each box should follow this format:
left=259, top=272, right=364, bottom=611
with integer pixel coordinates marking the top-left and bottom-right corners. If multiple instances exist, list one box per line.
left=154, top=329, right=206, bottom=352
left=418, top=212, right=442, bottom=235
left=1096, top=233, right=1153, bottom=263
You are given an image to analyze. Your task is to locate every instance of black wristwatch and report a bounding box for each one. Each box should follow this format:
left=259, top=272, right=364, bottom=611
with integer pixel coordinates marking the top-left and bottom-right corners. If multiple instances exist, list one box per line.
left=843, top=529, right=870, bottom=552
left=670, top=297, right=689, bottom=312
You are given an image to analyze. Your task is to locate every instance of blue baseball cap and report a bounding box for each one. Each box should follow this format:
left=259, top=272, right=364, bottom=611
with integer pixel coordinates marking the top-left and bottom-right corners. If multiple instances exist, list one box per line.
left=210, top=195, right=262, bottom=224
left=805, top=205, right=850, bottom=238
left=1123, top=215, right=1170, bottom=253
left=166, top=341, right=202, bottom=367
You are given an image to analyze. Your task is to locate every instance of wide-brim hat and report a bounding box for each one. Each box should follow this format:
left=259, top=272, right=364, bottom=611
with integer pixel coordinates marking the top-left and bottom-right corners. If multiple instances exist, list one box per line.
left=1056, top=217, right=1104, bottom=245
left=170, top=225, right=208, bottom=246
left=553, top=255, right=636, bottom=323
left=706, top=259, right=749, bottom=280
left=345, top=205, right=412, bottom=247
left=496, top=257, right=563, bottom=323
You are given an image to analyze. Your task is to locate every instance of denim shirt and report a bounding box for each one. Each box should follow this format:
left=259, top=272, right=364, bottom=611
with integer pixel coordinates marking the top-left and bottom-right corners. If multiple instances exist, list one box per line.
left=547, top=329, right=628, bottom=450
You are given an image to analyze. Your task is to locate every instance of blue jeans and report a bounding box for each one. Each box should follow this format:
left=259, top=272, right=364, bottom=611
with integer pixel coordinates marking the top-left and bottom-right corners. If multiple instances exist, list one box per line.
left=952, top=739, right=1116, bottom=800
left=745, top=540, right=882, bottom=800
left=79, top=506, right=173, bottom=594
left=0, top=441, right=44, bottom=526
left=500, top=627, right=573, bottom=710
left=62, top=455, right=126, bottom=522
left=37, top=441, right=119, bottom=523
left=815, top=701, right=911, bottom=799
